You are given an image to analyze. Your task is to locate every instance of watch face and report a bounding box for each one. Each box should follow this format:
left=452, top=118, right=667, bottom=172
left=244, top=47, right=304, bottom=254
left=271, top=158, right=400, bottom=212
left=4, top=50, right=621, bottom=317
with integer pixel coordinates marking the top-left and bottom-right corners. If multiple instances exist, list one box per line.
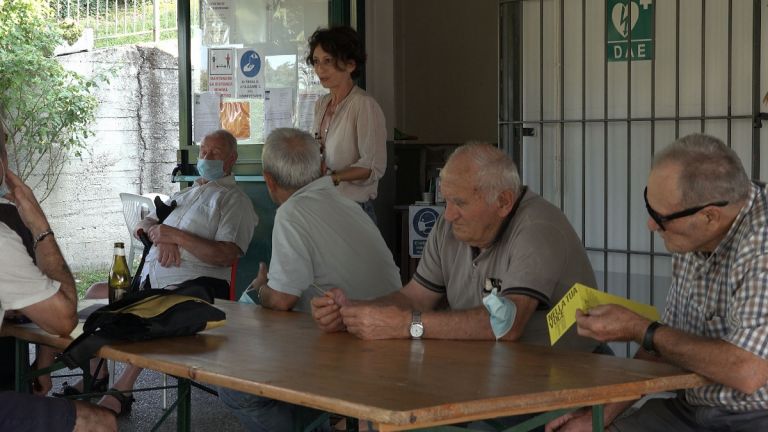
left=410, top=323, right=424, bottom=338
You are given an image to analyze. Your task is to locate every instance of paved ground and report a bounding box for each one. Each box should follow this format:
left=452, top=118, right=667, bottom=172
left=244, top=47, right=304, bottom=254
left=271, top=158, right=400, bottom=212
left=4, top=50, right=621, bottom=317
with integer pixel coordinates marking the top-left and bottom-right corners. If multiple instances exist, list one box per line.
left=50, top=361, right=246, bottom=431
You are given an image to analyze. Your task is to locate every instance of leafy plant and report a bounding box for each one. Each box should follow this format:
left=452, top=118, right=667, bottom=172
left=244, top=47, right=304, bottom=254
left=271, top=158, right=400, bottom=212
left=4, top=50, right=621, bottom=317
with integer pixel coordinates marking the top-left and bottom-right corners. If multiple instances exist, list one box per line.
left=74, top=267, right=109, bottom=299
left=0, top=0, right=103, bottom=201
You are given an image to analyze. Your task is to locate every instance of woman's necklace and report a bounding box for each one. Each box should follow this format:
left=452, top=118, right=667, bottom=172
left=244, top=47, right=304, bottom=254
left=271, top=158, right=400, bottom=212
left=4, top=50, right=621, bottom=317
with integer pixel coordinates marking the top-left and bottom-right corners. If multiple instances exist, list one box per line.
left=321, top=85, right=354, bottom=138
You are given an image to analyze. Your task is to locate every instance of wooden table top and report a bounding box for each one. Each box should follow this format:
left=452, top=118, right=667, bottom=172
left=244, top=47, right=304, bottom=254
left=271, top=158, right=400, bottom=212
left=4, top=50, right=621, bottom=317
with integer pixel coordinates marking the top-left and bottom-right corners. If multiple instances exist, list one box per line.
left=3, top=301, right=708, bottom=431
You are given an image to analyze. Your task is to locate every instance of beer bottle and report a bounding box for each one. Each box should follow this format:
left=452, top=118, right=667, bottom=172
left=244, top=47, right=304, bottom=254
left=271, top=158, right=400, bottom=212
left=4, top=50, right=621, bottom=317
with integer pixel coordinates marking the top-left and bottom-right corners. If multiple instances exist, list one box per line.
left=108, top=242, right=132, bottom=304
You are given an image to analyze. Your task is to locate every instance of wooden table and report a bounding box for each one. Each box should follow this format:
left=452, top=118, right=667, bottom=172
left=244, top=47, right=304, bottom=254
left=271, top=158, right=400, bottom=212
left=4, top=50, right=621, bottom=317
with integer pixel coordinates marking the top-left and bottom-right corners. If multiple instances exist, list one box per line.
left=3, top=301, right=708, bottom=431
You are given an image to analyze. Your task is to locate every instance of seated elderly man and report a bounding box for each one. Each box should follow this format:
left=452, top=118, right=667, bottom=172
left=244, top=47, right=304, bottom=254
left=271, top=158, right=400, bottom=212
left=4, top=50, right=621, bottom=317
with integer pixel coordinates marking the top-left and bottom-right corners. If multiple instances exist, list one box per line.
left=135, top=128, right=258, bottom=292
left=218, top=128, right=401, bottom=431
left=313, top=142, right=599, bottom=351
left=548, top=134, right=768, bottom=432
left=0, top=132, right=116, bottom=432
left=312, top=142, right=600, bottom=429
left=68, top=129, right=258, bottom=416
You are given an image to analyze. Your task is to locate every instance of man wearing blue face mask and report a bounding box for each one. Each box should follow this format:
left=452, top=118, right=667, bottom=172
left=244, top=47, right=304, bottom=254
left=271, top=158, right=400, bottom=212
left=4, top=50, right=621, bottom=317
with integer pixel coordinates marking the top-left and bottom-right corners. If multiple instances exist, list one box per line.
left=136, top=129, right=258, bottom=289
left=77, top=129, right=259, bottom=415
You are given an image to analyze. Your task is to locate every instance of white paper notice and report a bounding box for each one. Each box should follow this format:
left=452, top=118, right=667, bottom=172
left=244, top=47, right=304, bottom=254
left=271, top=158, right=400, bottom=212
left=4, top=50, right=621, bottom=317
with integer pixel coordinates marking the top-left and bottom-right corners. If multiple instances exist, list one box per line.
left=208, top=48, right=235, bottom=97
left=202, top=0, right=231, bottom=46
left=193, top=92, right=221, bottom=143
left=297, top=92, right=321, bottom=133
left=236, top=48, right=265, bottom=99
left=264, top=88, right=294, bottom=137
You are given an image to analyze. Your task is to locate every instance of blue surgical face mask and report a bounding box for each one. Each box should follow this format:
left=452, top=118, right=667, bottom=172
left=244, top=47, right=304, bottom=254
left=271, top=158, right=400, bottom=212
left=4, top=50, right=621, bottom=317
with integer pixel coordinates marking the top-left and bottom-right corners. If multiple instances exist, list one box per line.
left=0, top=159, right=9, bottom=198
left=238, top=289, right=257, bottom=304
left=196, top=158, right=226, bottom=181
left=482, top=288, right=517, bottom=340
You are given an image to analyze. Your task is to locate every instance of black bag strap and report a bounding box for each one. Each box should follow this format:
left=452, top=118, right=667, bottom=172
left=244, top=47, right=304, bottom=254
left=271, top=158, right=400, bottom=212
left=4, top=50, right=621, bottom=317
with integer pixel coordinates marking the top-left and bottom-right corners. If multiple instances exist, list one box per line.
left=129, top=232, right=153, bottom=292
left=58, top=333, right=113, bottom=370
left=128, top=198, right=176, bottom=292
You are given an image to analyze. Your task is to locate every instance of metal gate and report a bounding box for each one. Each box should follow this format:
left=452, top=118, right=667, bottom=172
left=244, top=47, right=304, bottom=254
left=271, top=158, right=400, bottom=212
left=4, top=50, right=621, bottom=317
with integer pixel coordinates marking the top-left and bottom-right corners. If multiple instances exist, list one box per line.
left=499, top=0, right=767, bottom=355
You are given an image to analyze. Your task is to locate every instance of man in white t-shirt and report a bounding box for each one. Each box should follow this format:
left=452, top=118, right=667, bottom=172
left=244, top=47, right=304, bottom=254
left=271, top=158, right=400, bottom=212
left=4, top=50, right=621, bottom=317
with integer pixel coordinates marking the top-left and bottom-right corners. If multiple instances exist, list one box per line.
left=218, top=127, right=400, bottom=431
left=0, top=130, right=116, bottom=431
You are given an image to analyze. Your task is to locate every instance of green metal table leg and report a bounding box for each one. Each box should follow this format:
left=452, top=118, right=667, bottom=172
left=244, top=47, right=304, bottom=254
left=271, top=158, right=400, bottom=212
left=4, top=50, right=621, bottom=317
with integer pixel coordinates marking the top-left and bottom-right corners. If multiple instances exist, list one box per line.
left=592, top=405, right=604, bottom=432
left=346, top=417, right=359, bottom=432
left=14, top=339, right=29, bottom=393
left=177, top=378, right=191, bottom=432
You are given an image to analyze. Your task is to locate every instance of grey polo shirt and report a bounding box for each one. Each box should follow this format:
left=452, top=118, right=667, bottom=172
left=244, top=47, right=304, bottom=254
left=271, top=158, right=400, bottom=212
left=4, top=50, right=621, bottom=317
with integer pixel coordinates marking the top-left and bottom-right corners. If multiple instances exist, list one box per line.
left=413, top=188, right=598, bottom=352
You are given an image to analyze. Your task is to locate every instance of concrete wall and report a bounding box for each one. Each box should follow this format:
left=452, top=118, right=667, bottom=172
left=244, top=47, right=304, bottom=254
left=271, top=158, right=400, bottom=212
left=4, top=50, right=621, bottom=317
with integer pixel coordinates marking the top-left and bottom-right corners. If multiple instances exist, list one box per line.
left=45, top=45, right=180, bottom=271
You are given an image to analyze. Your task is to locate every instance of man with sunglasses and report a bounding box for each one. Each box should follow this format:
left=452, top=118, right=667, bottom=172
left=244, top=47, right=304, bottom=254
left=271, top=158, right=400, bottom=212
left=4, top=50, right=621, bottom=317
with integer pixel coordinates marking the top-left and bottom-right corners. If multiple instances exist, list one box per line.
left=548, top=133, right=768, bottom=431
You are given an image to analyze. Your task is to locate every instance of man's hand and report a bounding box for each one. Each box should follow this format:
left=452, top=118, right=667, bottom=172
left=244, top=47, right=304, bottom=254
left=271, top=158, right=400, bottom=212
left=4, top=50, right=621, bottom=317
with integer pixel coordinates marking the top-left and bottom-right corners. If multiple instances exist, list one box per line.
left=545, top=408, right=593, bottom=432
left=311, top=288, right=348, bottom=333
left=576, top=305, right=649, bottom=343
left=155, top=243, right=181, bottom=267
left=3, top=169, right=50, bottom=235
left=147, top=224, right=180, bottom=245
left=249, top=262, right=268, bottom=292
left=341, top=304, right=410, bottom=340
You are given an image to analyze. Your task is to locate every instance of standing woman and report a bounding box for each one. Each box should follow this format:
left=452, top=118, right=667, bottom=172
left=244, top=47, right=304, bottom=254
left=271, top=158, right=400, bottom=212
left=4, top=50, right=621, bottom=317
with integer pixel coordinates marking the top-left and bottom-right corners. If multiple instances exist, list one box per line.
left=308, top=26, right=386, bottom=223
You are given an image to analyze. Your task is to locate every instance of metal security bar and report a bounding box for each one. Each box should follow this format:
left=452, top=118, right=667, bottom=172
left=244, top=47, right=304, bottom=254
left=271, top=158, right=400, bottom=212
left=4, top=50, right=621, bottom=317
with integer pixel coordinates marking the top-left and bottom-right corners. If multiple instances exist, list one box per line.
left=49, top=0, right=178, bottom=46
left=500, top=0, right=767, bottom=356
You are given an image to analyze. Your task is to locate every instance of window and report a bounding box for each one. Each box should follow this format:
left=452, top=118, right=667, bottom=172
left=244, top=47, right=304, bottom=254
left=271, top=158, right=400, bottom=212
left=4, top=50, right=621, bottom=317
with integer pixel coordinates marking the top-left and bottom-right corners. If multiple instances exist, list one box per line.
left=190, top=0, right=330, bottom=145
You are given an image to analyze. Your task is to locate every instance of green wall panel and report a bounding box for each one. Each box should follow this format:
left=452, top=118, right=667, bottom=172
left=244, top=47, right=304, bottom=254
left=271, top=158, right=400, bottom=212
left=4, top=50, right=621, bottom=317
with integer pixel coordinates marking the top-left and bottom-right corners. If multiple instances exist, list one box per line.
left=233, top=181, right=276, bottom=300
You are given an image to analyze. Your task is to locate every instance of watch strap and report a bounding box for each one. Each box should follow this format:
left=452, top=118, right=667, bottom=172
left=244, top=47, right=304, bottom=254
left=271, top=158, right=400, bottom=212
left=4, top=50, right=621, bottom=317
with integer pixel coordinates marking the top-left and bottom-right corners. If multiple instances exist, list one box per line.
left=642, top=321, right=664, bottom=355
left=412, top=310, right=422, bottom=325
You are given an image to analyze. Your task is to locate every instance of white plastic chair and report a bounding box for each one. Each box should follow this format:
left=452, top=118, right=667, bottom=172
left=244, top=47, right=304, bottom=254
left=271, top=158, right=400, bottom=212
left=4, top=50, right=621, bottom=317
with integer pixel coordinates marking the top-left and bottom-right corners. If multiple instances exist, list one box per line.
left=119, top=193, right=155, bottom=273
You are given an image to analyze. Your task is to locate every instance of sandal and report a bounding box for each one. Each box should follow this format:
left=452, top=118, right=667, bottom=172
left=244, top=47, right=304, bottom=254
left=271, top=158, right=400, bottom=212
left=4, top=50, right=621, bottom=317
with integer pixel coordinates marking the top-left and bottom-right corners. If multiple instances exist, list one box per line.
left=103, top=388, right=135, bottom=417
left=54, top=375, right=109, bottom=397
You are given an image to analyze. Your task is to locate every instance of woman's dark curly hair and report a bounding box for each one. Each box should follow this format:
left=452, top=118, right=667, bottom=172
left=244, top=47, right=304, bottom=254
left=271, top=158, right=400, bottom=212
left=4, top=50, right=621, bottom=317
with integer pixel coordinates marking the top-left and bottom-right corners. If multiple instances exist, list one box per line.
left=306, top=26, right=366, bottom=79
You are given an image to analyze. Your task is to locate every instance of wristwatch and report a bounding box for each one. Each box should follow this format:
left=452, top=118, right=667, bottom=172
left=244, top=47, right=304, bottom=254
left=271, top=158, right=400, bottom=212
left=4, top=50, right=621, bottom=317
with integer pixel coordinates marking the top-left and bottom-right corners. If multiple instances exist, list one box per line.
left=409, top=311, right=424, bottom=339
left=642, top=321, right=665, bottom=355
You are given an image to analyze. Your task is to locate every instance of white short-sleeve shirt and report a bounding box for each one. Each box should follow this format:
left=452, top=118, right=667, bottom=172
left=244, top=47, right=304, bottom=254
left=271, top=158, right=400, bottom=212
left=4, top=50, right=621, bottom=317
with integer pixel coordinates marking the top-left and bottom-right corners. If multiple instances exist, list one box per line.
left=0, top=222, right=59, bottom=331
left=141, top=175, right=258, bottom=288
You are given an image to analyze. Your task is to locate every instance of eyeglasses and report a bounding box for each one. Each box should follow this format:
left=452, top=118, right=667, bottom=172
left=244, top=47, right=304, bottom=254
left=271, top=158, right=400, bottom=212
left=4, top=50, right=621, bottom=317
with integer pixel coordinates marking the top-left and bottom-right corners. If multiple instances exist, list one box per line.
left=643, top=187, right=728, bottom=231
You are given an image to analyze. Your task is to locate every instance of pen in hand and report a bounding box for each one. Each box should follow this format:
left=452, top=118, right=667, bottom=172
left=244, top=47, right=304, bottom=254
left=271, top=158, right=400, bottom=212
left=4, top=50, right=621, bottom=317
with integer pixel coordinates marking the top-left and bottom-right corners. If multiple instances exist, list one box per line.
left=311, top=283, right=328, bottom=296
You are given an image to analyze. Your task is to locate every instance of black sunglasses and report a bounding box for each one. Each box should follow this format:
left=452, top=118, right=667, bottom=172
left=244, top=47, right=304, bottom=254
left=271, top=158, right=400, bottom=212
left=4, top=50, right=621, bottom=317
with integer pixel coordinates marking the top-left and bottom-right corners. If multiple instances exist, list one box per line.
left=643, top=187, right=729, bottom=231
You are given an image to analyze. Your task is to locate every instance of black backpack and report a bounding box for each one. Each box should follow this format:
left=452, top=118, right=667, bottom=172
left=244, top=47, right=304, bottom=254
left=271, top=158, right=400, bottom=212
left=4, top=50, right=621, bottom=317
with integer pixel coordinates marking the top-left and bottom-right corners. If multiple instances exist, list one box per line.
left=59, top=280, right=226, bottom=369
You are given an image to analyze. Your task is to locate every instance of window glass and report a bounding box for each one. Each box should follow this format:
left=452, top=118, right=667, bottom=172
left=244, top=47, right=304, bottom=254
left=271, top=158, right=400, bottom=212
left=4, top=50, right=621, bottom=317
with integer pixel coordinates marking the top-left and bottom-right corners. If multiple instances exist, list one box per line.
left=191, top=0, right=329, bottom=145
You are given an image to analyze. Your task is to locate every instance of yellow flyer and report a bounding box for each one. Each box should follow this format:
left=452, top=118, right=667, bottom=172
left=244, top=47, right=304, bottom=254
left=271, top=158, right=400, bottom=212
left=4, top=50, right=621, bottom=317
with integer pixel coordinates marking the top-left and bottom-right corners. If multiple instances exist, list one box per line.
left=546, top=283, right=660, bottom=345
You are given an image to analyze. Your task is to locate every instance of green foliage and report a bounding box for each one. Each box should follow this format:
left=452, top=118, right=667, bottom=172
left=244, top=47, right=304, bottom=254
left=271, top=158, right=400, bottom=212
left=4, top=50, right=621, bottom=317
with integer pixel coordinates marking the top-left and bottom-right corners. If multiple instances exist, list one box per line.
left=74, top=267, right=109, bottom=299
left=59, top=18, right=83, bottom=46
left=0, top=0, right=102, bottom=201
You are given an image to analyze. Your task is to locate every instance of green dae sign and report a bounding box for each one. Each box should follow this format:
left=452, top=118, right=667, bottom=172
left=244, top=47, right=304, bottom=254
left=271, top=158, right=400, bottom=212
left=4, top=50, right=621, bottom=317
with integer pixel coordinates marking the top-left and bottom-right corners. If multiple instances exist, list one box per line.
left=606, top=0, right=654, bottom=62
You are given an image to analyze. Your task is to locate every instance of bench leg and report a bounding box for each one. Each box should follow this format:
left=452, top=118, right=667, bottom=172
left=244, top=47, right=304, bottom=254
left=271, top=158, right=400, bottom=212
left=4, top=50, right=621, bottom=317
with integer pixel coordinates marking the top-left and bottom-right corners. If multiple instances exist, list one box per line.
left=177, top=377, right=191, bottom=432
left=592, top=405, right=604, bottom=432
left=14, top=339, right=29, bottom=393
